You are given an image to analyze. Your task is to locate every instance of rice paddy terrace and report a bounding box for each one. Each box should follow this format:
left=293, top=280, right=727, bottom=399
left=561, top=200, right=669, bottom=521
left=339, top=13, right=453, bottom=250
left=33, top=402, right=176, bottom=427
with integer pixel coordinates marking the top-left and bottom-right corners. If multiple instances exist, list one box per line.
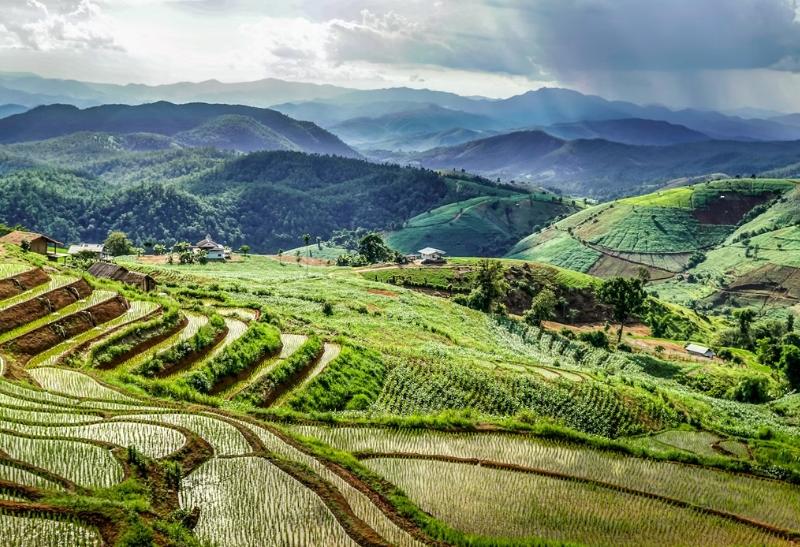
left=1, top=248, right=800, bottom=545
left=507, top=179, right=799, bottom=287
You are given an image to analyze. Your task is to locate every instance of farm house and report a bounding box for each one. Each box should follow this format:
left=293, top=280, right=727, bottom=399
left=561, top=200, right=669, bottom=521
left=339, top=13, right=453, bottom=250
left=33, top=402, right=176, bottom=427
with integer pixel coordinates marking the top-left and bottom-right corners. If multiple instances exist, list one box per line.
left=0, top=230, right=61, bottom=256
left=685, top=343, right=715, bottom=359
left=68, top=243, right=108, bottom=260
left=418, top=247, right=447, bottom=264
left=88, top=262, right=157, bottom=292
left=195, top=235, right=227, bottom=261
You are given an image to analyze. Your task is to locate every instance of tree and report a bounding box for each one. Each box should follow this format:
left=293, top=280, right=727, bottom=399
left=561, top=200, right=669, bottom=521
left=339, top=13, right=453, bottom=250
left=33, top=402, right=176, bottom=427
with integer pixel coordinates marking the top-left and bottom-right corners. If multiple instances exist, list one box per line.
left=302, top=234, right=311, bottom=275
left=597, top=277, right=647, bottom=343
left=358, top=233, right=394, bottom=264
left=20, top=239, right=30, bottom=253
left=153, top=244, right=166, bottom=256
left=524, top=288, right=557, bottom=326
left=778, top=344, right=800, bottom=390
left=239, top=245, right=250, bottom=257
left=104, top=231, right=134, bottom=257
left=734, top=308, right=756, bottom=337
left=466, top=259, right=508, bottom=313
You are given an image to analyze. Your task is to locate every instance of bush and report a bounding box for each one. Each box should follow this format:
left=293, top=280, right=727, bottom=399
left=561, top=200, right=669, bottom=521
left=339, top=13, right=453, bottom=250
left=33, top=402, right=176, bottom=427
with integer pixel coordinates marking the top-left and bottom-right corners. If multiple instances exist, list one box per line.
left=184, top=321, right=281, bottom=393
left=578, top=330, right=609, bottom=349
left=322, top=302, right=334, bottom=316
left=238, top=336, right=323, bottom=406
left=730, top=376, right=770, bottom=404
left=287, top=345, right=386, bottom=412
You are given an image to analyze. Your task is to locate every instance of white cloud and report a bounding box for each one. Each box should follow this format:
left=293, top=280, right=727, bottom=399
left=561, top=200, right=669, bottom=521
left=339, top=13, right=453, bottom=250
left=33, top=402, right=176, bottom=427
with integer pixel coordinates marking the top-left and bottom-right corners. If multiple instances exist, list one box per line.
left=0, top=0, right=121, bottom=51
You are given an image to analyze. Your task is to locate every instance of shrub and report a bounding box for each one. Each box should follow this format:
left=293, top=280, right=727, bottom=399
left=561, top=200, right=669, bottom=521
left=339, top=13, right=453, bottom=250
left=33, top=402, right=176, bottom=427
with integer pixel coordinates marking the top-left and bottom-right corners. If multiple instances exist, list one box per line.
left=578, top=330, right=609, bottom=349
left=239, top=336, right=323, bottom=406
left=184, top=322, right=281, bottom=393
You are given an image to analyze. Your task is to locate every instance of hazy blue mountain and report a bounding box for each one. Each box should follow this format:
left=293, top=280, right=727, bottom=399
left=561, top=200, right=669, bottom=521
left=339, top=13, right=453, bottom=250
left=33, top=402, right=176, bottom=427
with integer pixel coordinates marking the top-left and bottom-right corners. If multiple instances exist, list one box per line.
left=541, top=118, right=710, bottom=145
left=0, top=105, right=27, bottom=119
left=330, top=104, right=501, bottom=147
left=413, top=130, right=800, bottom=197
left=0, top=102, right=358, bottom=157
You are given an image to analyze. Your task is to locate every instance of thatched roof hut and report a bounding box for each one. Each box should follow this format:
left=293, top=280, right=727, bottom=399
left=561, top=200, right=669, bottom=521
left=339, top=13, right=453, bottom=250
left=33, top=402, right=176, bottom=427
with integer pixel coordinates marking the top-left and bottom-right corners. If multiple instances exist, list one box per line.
left=88, top=262, right=156, bottom=292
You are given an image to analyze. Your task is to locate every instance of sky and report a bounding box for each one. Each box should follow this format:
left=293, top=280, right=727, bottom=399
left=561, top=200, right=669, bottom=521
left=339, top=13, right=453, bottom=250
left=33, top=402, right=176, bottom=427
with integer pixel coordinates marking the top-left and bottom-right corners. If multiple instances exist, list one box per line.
left=3, top=0, right=800, bottom=110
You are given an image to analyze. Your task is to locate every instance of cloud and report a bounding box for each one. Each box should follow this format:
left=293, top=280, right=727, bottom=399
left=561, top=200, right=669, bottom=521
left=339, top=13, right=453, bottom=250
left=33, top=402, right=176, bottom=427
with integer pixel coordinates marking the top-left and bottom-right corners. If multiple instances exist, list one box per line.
left=0, top=0, right=122, bottom=52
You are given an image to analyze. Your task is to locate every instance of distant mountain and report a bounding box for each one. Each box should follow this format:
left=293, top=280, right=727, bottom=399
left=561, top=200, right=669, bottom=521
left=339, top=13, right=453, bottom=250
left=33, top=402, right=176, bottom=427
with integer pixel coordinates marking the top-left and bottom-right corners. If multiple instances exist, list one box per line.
left=363, top=127, right=498, bottom=153
left=412, top=130, right=800, bottom=198
left=0, top=72, right=351, bottom=108
left=541, top=118, right=710, bottom=146
left=0, top=102, right=358, bottom=157
left=174, top=115, right=300, bottom=152
left=330, top=104, right=500, bottom=148
left=0, top=105, right=27, bottom=119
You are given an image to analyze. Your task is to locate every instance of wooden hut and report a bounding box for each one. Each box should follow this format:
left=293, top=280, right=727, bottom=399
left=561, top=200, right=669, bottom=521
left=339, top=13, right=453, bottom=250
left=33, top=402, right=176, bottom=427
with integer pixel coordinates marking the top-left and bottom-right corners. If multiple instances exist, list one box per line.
left=0, top=230, right=61, bottom=256
left=88, top=262, right=157, bottom=292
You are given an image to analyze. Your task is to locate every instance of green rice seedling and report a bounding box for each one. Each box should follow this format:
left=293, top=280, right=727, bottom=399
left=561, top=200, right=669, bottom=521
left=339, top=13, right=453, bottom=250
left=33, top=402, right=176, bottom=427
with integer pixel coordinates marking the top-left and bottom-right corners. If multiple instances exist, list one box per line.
left=0, top=421, right=185, bottom=459
left=0, top=431, right=123, bottom=488
left=719, top=439, right=751, bottom=459
left=0, top=290, right=118, bottom=345
left=28, top=367, right=138, bottom=403
left=235, top=419, right=423, bottom=547
left=0, top=275, right=76, bottom=312
left=366, top=458, right=790, bottom=546
left=27, top=301, right=158, bottom=368
left=0, top=462, right=62, bottom=490
left=649, top=430, right=722, bottom=458
left=0, top=404, right=100, bottom=425
left=179, top=456, right=357, bottom=547
left=0, top=378, right=79, bottom=406
left=0, top=264, right=31, bottom=280
left=111, top=413, right=250, bottom=456
left=0, top=512, right=102, bottom=546
left=291, top=426, right=800, bottom=532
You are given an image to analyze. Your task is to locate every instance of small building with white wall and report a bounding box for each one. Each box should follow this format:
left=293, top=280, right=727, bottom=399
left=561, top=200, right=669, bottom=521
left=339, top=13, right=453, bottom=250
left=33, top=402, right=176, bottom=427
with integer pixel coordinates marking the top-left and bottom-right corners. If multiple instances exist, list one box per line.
left=685, top=343, right=715, bottom=359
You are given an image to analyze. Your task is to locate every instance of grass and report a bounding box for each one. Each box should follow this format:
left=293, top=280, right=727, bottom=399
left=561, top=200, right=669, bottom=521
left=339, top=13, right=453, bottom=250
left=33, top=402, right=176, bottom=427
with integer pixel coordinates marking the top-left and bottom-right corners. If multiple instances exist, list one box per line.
left=385, top=193, right=577, bottom=257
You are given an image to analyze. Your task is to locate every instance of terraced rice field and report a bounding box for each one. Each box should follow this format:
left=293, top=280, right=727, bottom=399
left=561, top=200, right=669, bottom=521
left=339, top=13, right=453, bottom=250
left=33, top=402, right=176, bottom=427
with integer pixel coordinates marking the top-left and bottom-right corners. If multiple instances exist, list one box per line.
left=0, top=513, right=102, bottom=546
left=218, top=333, right=307, bottom=399
left=116, top=311, right=208, bottom=372
left=174, top=316, right=248, bottom=376
left=0, top=275, right=76, bottom=312
left=180, top=456, right=357, bottom=547
left=26, top=301, right=158, bottom=368
left=0, top=431, right=123, bottom=488
left=0, top=264, right=31, bottom=279
left=289, top=425, right=800, bottom=533
left=28, top=368, right=138, bottom=403
left=0, top=290, right=118, bottom=344
left=365, top=458, right=790, bottom=546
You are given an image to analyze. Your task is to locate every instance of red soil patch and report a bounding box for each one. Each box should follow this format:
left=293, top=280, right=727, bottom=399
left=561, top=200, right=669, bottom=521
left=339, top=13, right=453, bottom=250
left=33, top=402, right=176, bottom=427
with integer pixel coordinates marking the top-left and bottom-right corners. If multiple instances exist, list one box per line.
left=693, top=194, right=773, bottom=225
left=3, top=295, right=129, bottom=360
left=271, top=254, right=331, bottom=266
left=543, top=321, right=652, bottom=337
left=367, top=288, right=398, bottom=298
left=0, top=279, right=92, bottom=333
left=0, top=268, right=49, bottom=300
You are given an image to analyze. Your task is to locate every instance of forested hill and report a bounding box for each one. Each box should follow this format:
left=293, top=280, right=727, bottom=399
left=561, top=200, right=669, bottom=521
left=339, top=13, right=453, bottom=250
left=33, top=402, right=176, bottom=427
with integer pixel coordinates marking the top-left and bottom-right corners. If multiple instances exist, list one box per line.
left=0, top=102, right=358, bottom=157
left=0, top=150, right=508, bottom=251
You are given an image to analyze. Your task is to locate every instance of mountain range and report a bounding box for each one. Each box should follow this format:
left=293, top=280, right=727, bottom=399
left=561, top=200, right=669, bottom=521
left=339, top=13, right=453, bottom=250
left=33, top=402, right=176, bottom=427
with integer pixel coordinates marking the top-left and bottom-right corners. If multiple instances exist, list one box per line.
left=0, top=102, right=357, bottom=157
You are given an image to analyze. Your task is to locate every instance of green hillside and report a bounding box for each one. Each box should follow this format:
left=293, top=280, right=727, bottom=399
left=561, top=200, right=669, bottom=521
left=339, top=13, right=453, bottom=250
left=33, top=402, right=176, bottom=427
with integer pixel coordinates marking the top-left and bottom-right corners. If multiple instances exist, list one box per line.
left=509, top=179, right=796, bottom=280
left=1, top=242, right=799, bottom=545
left=0, top=146, right=526, bottom=252
left=385, top=190, right=580, bottom=256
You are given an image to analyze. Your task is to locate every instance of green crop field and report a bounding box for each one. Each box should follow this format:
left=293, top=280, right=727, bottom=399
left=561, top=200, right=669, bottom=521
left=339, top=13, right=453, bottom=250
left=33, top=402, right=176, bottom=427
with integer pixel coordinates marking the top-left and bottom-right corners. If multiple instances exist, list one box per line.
left=0, top=234, right=799, bottom=545
left=385, top=191, right=579, bottom=257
